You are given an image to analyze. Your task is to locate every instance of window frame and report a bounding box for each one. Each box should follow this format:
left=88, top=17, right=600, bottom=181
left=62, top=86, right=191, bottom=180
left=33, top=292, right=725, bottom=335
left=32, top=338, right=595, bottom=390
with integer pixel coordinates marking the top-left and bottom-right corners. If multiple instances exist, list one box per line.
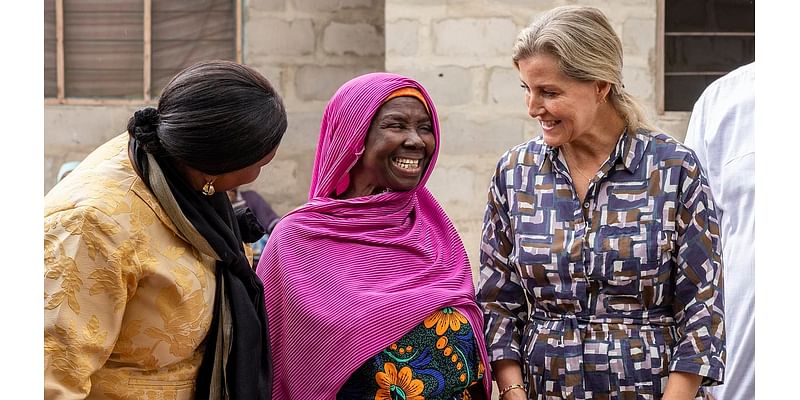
left=45, top=0, right=243, bottom=106
left=655, top=0, right=755, bottom=114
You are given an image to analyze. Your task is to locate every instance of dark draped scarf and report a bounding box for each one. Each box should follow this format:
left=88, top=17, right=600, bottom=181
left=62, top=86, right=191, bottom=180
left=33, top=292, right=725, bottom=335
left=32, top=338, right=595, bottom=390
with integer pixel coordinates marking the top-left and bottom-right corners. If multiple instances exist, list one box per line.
left=128, top=136, right=271, bottom=400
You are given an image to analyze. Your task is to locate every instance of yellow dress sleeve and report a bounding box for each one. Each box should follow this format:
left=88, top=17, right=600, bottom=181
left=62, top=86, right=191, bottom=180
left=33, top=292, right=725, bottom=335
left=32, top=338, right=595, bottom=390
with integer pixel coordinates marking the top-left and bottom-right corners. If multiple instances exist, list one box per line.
left=44, top=206, right=128, bottom=399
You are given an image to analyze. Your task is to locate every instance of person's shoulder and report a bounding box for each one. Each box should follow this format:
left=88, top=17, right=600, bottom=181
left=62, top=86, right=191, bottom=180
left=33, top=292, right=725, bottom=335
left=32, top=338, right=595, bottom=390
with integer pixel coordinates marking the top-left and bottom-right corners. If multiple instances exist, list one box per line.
left=44, top=203, right=123, bottom=242
left=268, top=205, right=307, bottom=232
left=635, top=128, right=699, bottom=164
left=698, top=62, right=755, bottom=103
left=714, top=62, right=754, bottom=87
left=45, top=133, right=140, bottom=218
left=635, top=129, right=680, bottom=146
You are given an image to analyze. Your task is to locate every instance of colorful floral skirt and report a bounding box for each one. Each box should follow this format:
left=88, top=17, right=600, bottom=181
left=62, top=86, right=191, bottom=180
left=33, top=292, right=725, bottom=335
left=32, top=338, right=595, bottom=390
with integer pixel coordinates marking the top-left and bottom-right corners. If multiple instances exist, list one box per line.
left=337, top=307, right=485, bottom=400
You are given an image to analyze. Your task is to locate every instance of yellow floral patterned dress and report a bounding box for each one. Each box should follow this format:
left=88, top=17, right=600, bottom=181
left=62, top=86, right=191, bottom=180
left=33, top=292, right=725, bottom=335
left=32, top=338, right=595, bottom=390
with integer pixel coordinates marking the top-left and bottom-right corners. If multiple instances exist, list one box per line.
left=44, top=133, right=243, bottom=399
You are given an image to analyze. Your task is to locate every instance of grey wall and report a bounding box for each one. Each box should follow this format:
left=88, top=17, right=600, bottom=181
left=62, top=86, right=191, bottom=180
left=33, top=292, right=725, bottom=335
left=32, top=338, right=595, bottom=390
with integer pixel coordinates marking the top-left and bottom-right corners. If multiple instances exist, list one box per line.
left=44, top=1, right=692, bottom=275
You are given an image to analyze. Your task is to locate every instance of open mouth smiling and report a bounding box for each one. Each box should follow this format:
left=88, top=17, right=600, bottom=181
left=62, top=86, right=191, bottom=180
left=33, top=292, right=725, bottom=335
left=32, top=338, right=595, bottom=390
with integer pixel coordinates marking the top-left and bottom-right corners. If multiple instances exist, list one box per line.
left=392, top=157, right=421, bottom=170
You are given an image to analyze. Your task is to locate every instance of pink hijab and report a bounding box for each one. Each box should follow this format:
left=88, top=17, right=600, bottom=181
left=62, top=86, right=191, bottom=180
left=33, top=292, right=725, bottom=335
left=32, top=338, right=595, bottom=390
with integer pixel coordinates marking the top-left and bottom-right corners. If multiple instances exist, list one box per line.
left=256, top=73, right=491, bottom=399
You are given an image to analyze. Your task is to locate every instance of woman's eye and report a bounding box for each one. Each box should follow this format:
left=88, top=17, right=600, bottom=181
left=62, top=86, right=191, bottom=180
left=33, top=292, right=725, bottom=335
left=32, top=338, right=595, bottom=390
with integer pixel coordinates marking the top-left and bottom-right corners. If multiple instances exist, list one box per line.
left=542, top=90, right=557, bottom=98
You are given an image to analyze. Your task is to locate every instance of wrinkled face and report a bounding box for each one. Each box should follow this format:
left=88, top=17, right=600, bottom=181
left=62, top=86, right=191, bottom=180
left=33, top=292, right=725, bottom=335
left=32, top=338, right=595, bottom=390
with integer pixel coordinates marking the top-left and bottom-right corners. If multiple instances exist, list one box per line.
left=350, top=96, right=436, bottom=193
left=518, top=53, right=604, bottom=147
left=213, top=147, right=279, bottom=191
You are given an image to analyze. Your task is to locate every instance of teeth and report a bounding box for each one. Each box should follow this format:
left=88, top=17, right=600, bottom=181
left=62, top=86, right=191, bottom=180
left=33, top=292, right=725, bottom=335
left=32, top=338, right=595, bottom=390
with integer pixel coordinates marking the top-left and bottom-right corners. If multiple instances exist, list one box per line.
left=540, top=120, right=558, bottom=128
left=393, top=158, right=420, bottom=169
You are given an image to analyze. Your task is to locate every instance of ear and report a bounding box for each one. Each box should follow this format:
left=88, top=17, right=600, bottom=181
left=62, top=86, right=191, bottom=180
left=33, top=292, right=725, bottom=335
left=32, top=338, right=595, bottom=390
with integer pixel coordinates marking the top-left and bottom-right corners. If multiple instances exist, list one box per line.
left=595, top=81, right=612, bottom=104
left=176, top=161, right=216, bottom=192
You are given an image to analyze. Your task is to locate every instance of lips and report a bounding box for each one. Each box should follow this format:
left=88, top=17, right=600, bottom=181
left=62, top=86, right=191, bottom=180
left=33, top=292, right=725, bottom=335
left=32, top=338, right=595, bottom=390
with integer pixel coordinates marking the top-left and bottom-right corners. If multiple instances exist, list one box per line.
left=392, top=157, right=420, bottom=169
left=391, top=156, right=425, bottom=177
left=540, top=119, right=561, bottom=130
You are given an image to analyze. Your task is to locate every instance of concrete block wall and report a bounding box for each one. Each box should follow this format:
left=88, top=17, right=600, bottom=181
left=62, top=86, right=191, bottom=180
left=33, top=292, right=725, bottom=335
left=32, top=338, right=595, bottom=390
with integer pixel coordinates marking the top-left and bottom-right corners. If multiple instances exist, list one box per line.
left=243, top=0, right=385, bottom=215
left=43, top=0, right=387, bottom=216
left=385, top=0, right=690, bottom=278
left=44, top=1, right=692, bottom=278
left=44, top=105, right=141, bottom=191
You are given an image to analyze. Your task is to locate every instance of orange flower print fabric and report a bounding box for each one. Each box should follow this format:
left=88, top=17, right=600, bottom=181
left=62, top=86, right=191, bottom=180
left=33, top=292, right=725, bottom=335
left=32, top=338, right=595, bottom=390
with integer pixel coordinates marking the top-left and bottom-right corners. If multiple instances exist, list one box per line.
left=375, top=362, right=425, bottom=400
left=424, top=307, right=468, bottom=336
left=338, top=308, right=484, bottom=400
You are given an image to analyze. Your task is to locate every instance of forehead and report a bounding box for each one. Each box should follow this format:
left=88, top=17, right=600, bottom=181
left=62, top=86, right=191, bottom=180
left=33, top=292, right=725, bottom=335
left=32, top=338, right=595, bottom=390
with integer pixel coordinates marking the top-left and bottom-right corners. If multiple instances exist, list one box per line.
left=517, top=53, right=569, bottom=82
left=375, top=96, right=429, bottom=118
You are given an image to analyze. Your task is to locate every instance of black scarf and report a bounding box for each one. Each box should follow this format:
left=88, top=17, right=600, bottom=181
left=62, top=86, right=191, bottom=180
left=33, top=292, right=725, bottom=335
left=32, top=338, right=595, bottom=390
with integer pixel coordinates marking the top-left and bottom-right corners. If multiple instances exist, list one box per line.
left=129, top=138, right=271, bottom=399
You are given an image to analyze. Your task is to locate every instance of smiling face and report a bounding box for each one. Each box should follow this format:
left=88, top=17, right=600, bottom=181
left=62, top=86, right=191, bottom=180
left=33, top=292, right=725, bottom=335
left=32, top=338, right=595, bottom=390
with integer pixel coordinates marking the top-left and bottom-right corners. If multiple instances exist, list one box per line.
left=518, top=53, right=607, bottom=148
left=342, top=96, right=436, bottom=198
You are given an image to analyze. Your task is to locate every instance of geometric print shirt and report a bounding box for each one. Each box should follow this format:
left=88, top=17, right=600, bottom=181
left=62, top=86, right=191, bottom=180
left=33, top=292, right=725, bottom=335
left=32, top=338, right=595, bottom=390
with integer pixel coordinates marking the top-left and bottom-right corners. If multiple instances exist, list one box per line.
left=476, top=129, right=725, bottom=399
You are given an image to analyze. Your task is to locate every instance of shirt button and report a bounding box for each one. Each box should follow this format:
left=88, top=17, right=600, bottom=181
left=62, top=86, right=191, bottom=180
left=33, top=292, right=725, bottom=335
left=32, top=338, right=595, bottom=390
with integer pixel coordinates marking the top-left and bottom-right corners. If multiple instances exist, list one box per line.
left=583, top=202, right=590, bottom=209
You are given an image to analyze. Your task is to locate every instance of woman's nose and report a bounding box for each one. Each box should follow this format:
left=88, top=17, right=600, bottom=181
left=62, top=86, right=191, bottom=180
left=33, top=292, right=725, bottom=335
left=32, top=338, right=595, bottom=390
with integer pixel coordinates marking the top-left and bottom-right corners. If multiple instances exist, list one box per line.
left=403, top=129, right=425, bottom=148
left=527, top=96, right=544, bottom=118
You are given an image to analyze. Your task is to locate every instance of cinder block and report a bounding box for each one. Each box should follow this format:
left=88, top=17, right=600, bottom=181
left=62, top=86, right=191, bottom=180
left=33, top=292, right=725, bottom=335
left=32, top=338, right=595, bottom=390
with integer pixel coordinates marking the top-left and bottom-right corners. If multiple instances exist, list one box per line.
left=247, top=18, right=315, bottom=56
left=280, top=111, right=324, bottom=154
left=621, top=64, right=654, bottom=104
left=248, top=64, right=285, bottom=95
left=488, top=67, right=523, bottom=105
left=295, top=65, right=382, bottom=102
left=250, top=0, right=285, bottom=12
left=438, top=113, right=528, bottom=157
left=386, top=19, right=419, bottom=57
left=294, top=0, right=372, bottom=13
left=426, top=164, right=477, bottom=206
left=44, top=105, right=140, bottom=149
left=322, top=22, right=384, bottom=56
left=433, top=18, right=517, bottom=57
left=392, top=66, right=474, bottom=106
left=623, top=17, right=655, bottom=56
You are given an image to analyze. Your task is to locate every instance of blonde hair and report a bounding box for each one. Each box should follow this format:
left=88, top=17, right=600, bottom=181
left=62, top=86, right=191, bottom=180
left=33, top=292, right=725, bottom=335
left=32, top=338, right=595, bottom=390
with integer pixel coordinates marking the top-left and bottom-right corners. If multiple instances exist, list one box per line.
left=512, top=5, right=656, bottom=132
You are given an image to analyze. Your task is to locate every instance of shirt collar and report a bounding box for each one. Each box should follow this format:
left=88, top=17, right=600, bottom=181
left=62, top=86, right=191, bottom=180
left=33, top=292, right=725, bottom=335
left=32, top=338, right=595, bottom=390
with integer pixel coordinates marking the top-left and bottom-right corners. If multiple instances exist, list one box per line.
left=544, top=127, right=644, bottom=174
left=618, top=128, right=646, bottom=173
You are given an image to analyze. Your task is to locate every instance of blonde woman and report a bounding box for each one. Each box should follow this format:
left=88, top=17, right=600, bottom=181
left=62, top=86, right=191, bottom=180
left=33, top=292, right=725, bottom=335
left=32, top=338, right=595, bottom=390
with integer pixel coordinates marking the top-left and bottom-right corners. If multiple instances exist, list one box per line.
left=476, top=6, right=724, bottom=400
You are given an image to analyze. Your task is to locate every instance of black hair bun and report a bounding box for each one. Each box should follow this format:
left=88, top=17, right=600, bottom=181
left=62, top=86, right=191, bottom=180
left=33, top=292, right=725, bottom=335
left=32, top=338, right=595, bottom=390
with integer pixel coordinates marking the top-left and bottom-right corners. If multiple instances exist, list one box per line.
left=128, top=107, right=163, bottom=154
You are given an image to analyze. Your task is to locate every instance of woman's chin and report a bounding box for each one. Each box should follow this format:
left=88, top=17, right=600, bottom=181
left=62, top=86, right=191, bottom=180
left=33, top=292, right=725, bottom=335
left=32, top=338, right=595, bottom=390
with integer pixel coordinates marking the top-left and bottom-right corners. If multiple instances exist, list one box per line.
left=541, top=131, right=568, bottom=148
left=387, top=178, right=421, bottom=193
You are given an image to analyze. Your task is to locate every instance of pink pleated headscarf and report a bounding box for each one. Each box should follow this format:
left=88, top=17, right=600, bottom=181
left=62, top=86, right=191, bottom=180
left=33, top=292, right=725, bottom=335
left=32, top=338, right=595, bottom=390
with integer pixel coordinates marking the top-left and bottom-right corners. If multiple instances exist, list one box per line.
left=256, top=72, right=491, bottom=399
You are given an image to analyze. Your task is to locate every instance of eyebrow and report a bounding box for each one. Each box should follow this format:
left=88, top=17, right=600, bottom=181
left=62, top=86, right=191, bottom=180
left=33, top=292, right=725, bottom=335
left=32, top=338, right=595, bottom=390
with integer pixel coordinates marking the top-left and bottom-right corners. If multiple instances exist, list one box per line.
left=380, top=112, right=430, bottom=121
left=380, top=112, right=408, bottom=119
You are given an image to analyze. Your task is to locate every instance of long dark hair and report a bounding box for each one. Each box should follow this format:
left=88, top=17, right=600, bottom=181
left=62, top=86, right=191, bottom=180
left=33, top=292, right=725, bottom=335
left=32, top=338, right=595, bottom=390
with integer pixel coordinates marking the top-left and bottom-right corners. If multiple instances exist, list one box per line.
left=124, top=60, right=286, bottom=398
left=127, top=60, right=287, bottom=174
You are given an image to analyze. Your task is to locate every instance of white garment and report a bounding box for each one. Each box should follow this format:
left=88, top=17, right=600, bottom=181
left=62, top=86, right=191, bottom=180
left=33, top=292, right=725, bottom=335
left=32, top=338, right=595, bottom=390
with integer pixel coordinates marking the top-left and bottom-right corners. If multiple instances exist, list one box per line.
left=684, top=63, right=755, bottom=400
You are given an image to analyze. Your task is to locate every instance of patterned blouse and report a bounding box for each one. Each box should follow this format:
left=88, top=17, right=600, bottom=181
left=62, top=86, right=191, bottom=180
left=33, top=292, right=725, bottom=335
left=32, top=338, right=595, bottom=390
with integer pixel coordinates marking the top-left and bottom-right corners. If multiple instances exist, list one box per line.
left=476, top=129, right=725, bottom=399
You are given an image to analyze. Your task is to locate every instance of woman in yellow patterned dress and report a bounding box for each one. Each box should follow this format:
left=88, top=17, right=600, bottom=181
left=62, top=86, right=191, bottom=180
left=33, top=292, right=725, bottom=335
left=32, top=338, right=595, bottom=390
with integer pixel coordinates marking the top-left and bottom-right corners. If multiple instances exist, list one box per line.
left=44, top=60, right=286, bottom=399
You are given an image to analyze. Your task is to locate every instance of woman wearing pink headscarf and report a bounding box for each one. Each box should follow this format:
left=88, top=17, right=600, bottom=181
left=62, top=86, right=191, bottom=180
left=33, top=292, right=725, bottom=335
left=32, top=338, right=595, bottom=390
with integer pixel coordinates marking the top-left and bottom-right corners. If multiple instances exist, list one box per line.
left=256, top=73, right=492, bottom=400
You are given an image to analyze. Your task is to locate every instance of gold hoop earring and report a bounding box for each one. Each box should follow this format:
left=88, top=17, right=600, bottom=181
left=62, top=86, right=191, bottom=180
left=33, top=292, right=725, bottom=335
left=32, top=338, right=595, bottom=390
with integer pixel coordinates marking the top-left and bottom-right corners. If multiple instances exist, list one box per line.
left=202, top=180, right=216, bottom=196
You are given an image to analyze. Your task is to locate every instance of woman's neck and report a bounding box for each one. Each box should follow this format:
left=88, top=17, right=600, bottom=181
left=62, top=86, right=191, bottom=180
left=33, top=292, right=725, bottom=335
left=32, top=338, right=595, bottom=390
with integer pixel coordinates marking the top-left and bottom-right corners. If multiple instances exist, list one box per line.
left=564, top=107, right=627, bottom=164
left=173, top=161, right=208, bottom=192
left=338, top=183, right=386, bottom=199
